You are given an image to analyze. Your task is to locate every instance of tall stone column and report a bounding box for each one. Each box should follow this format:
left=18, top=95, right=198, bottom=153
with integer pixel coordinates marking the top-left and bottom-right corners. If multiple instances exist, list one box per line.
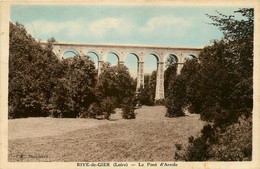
left=98, top=60, right=104, bottom=76
left=176, top=63, right=184, bottom=75
left=155, top=62, right=165, bottom=100
left=136, top=61, right=144, bottom=90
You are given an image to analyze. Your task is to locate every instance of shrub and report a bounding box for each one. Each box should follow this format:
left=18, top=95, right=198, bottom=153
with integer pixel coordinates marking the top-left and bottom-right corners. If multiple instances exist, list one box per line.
left=175, top=143, right=182, bottom=151
left=88, top=103, right=102, bottom=118
left=121, top=104, right=136, bottom=119
left=209, top=115, right=252, bottom=161
left=165, top=80, right=186, bottom=118
left=49, top=56, right=97, bottom=118
left=137, top=87, right=154, bottom=106
left=78, top=103, right=102, bottom=118
left=48, top=107, right=62, bottom=118
left=175, top=115, right=252, bottom=161
left=96, top=65, right=136, bottom=106
left=100, top=97, right=116, bottom=120
left=165, top=103, right=184, bottom=117
left=154, top=99, right=166, bottom=106
left=136, top=71, right=157, bottom=106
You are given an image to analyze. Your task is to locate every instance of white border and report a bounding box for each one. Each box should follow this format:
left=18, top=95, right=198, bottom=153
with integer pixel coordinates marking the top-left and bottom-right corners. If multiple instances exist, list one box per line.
left=1, top=1, right=259, bottom=169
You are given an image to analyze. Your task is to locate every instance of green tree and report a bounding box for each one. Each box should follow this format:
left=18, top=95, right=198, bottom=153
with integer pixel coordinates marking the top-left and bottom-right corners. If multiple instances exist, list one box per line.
left=197, top=8, right=254, bottom=124
left=164, top=55, right=178, bottom=97
left=9, top=22, right=97, bottom=118
left=96, top=64, right=136, bottom=107
left=165, top=58, right=200, bottom=117
left=173, top=8, right=253, bottom=161
left=137, top=70, right=157, bottom=106
left=8, top=22, right=61, bottom=118
left=50, top=56, right=97, bottom=118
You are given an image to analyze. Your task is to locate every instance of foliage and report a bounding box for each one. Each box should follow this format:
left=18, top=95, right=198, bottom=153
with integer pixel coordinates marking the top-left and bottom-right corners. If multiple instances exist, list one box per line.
left=8, top=22, right=62, bottom=118
left=121, top=97, right=136, bottom=119
left=78, top=102, right=102, bottom=119
left=165, top=8, right=253, bottom=121
left=175, top=115, right=252, bottom=161
left=165, top=75, right=186, bottom=117
left=154, top=99, right=166, bottom=106
left=100, top=97, right=117, bottom=120
left=137, top=71, right=157, bottom=106
left=165, top=59, right=200, bottom=117
left=78, top=97, right=117, bottom=120
left=49, top=56, right=97, bottom=118
left=164, top=55, right=178, bottom=98
left=121, top=104, right=136, bottom=119
left=172, top=8, right=253, bottom=161
left=137, top=87, right=153, bottom=106
left=9, top=22, right=97, bottom=118
left=209, top=115, right=252, bottom=161
left=175, top=143, right=182, bottom=151
left=96, top=65, right=136, bottom=107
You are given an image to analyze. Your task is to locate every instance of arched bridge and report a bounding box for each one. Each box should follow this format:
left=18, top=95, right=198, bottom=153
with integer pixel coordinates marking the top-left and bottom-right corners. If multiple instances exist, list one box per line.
left=41, top=42, right=202, bottom=100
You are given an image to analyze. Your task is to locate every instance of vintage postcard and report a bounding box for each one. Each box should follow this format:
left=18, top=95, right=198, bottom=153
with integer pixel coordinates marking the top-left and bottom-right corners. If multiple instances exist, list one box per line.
left=0, top=0, right=260, bottom=169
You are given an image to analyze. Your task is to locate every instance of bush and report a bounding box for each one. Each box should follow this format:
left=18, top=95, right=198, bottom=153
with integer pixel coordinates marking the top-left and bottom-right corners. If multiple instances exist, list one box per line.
left=121, top=104, right=136, bottom=119
left=48, top=108, right=62, bottom=118
left=175, top=143, right=182, bottom=151
left=100, top=97, right=116, bottom=120
left=174, top=125, right=214, bottom=161
left=49, top=57, right=97, bottom=118
left=136, top=71, right=157, bottom=106
left=137, top=87, right=154, bottom=106
left=209, top=115, right=252, bottom=161
left=165, top=75, right=186, bottom=117
left=165, top=103, right=184, bottom=117
left=175, top=115, right=252, bottom=161
left=88, top=103, right=102, bottom=118
left=78, top=103, right=102, bottom=118
left=96, top=65, right=136, bottom=106
left=154, top=99, right=166, bottom=106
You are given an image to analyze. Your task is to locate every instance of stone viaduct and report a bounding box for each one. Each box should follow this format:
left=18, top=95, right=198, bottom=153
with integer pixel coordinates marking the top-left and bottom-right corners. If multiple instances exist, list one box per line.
left=42, top=42, right=202, bottom=100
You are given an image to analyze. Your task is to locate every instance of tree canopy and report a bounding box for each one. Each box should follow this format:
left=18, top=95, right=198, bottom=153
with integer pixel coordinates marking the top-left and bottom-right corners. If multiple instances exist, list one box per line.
left=96, top=64, right=136, bottom=106
left=171, top=8, right=253, bottom=161
left=9, top=22, right=61, bottom=118
left=9, top=22, right=97, bottom=118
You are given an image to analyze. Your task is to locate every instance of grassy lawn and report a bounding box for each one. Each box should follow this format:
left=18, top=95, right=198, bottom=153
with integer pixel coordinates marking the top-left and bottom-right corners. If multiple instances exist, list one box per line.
left=8, top=106, right=205, bottom=162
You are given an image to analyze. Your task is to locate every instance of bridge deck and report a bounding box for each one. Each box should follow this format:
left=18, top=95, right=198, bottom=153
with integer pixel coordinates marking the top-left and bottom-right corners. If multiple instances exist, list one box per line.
left=41, top=42, right=203, bottom=51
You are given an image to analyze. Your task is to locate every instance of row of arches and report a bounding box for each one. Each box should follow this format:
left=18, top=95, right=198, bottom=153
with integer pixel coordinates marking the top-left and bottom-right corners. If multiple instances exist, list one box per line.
left=63, top=50, right=197, bottom=77
left=63, top=49, right=197, bottom=63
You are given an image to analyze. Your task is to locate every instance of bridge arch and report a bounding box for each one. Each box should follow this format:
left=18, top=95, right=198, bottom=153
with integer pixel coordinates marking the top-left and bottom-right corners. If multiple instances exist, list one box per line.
left=87, top=49, right=101, bottom=60
left=185, top=53, right=198, bottom=60
left=127, top=52, right=140, bottom=62
left=86, top=50, right=100, bottom=68
left=125, top=52, right=139, bottom=78
left=62, top=49, right=79, bottom=58
left=144, top=52, right=160, bottom=62
left=106, top=50, right=120, bottom=65
left=164, top=53, right=179, bottom=67
left=144, top=52, right=160, bottom=75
